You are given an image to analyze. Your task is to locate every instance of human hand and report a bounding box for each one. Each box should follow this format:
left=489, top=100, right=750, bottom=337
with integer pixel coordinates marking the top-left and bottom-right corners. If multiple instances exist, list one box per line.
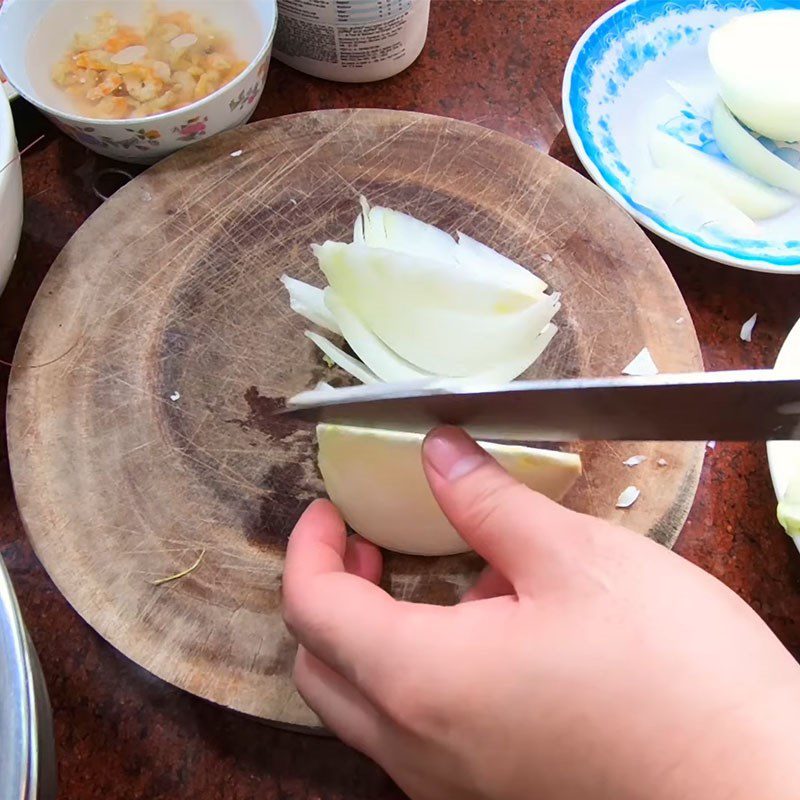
left=282, top=427, right=800, bottom=800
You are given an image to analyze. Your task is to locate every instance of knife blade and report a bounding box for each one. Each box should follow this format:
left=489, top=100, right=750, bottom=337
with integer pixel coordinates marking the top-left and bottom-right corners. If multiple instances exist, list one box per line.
left=278, top=369, right=800, bottom=442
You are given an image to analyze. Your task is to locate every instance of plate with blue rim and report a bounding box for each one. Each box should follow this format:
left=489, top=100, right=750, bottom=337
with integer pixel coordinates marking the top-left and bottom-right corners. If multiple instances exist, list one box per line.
left=563, top=0, right=800, bottom=274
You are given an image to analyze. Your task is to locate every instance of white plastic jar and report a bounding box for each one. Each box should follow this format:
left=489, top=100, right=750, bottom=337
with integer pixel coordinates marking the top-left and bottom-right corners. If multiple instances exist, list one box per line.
left=273, top=0, right=431, bottom=82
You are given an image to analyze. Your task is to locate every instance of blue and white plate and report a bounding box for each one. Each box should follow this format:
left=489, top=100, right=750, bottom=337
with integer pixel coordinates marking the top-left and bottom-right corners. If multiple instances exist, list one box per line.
left=563, top=0, right=800, bottom=274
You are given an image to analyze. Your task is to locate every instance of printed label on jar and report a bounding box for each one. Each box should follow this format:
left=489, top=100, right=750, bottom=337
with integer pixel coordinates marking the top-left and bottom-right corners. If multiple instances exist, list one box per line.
left=274, top=0, right=430, bottom=80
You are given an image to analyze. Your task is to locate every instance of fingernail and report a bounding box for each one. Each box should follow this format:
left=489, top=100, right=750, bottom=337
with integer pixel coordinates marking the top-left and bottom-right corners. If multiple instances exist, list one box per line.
left=424, top=427, right=488, bottom=481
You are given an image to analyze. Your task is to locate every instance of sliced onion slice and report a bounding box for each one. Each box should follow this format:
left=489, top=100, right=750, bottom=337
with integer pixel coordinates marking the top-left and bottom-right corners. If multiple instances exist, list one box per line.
left=324, top=289, right=434, bottom=382
left=304, top=331, right=379, bottom=384
left=650, top=130, right=795, bottom=220
left=470, top=323, right=558, bottom=384
left=281, top=275, right=341, bottom=334
left=713, top=99, right=800, bottom=196
left=315, top=242, right=560, bottom=376
left=315, top=241, right=535, bottom=315
left=356, top=197, right=545, bottom=299
left=635, top=168, right=759, bottom=237
left=455, top=232, right=547, bottom=296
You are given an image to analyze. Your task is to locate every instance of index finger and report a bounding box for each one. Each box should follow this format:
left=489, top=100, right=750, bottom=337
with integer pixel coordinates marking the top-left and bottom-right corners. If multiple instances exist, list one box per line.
left=282, top=499, right=405, bottom=695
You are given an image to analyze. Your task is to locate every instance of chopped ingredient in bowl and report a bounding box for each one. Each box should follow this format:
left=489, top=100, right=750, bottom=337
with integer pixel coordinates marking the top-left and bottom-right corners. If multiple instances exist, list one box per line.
left=50, top=2, right=248, bottom=120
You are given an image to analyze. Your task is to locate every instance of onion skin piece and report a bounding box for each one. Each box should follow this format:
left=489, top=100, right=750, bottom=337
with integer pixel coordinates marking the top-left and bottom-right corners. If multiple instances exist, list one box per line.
left=649, top=130, right=794, bottom=220
left=713, top=100, right=800, bottom=196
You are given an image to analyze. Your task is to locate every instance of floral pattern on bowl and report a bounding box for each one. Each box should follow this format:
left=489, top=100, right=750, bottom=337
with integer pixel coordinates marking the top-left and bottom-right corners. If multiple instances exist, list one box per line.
left=173, top=116, right=208, bottom=142
left=57, top=123, right=163, bottom=152
left=229, top=82, right=261, bottom=112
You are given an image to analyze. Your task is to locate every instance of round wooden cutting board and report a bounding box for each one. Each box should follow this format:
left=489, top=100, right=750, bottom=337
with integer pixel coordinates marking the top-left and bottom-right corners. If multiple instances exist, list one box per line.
left=7, top=109, right=704, bottom=728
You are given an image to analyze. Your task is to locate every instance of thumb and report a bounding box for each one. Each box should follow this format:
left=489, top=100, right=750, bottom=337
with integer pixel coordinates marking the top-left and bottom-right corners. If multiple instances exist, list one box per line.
left=422, top=426, right=583, bottom=591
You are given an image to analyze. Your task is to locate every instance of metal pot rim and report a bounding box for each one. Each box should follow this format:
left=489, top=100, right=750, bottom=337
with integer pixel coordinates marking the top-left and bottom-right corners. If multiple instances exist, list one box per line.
left=1, top=555, right=38, bottom=800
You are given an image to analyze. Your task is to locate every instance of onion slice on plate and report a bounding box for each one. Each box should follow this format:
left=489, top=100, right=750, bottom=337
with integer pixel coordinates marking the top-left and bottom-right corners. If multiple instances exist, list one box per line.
left=635, top=168, right=758, bottom=237
left=713, top=100, right=800, bottom=196
left=649, top=130, right=794, bottom=220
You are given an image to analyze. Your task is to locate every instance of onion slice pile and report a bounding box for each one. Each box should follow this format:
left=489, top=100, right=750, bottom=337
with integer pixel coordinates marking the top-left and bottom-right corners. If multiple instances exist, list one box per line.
left=281, top=198, right=560, bottom=386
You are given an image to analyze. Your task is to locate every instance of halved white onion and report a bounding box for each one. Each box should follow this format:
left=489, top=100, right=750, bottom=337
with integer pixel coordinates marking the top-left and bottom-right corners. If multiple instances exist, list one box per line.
left=709, top=10, right=800, bottom=142
left=304, top=331, right=379, bottom=384
left=712, top=100, right=800, bottom=196
left=317, top=423, right=582, bottom=555
left=649, top=130, right=794, bottom=220
left=281, top=275, right=341, bottom=334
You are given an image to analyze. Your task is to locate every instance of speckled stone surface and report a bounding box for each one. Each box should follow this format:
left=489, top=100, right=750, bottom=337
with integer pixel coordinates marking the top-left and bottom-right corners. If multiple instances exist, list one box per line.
left=2, top=1, right=800, bottom=797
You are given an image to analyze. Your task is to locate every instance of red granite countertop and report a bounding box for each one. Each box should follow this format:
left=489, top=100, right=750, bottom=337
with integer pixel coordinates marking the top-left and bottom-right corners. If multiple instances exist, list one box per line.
left=2, top=1, right=800, bottom=798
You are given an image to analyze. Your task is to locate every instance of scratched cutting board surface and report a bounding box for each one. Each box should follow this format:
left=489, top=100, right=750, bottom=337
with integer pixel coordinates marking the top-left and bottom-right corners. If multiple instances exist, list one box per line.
left=7, top=109, right=704, bottom=728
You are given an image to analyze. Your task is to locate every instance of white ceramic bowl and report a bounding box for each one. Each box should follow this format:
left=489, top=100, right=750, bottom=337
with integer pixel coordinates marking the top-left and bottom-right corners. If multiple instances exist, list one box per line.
left=0, top=0, right=277, bottom=164
left=0, top=87, right=22, bottom=296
